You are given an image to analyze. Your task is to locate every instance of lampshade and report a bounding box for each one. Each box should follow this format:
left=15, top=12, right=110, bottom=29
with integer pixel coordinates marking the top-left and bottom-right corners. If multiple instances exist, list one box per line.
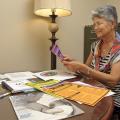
left=34, top=0, right=72, bottom=17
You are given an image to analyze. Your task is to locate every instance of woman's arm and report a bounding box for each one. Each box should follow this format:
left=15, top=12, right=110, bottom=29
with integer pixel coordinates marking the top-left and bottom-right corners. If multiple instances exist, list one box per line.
left=70, top=61, right=120, bottom=87
left=85, top=62, right=120, bottom=87
left=62, top=58, right=120, bottom=87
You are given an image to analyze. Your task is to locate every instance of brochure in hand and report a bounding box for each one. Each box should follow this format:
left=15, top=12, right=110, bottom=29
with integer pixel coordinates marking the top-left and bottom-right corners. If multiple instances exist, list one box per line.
left=50, top=44, right=64, bottom=60
left=9, top=92, right=84, bottom=120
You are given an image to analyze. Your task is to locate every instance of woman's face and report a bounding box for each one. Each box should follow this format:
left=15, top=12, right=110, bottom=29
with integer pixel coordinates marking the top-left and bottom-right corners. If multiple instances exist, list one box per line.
left=93, top=17, right=115, bottom=39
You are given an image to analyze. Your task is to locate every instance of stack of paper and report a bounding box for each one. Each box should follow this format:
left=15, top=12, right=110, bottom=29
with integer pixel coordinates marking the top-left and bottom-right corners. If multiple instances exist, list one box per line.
left=26, top=79, right=60, bottom=90
left=39, top=82, right=109, bottom=106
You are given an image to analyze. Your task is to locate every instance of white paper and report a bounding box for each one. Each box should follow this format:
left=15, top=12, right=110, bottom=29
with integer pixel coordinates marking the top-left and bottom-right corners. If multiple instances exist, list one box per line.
left=105, top=90, right=115, bottom=97
left=4, top=71, right=36, bottom=81
left=34, top=70, right=76, bottom=81
left=72, top=81, right=92, bottom=87
left=3, top=79, right=35, bottom=93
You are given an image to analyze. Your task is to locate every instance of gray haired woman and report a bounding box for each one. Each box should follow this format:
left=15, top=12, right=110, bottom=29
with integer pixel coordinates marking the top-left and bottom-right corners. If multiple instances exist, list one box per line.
left=62, top=5, right=120, bottom=119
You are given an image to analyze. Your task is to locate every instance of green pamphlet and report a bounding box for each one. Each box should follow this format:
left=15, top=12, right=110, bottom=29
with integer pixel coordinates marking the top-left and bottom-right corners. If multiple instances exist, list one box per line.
left=26, top=79, right=60, bottom=91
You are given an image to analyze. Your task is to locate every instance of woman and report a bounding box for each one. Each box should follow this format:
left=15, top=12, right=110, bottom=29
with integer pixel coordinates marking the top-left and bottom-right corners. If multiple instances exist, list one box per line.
left=62, top=5, right=120, bottom=118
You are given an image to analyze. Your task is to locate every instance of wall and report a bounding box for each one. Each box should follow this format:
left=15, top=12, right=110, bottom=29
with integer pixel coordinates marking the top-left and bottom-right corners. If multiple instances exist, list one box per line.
left=0, top=0, right=51, bottom=73
left=0, top=0, right=119, bottom=73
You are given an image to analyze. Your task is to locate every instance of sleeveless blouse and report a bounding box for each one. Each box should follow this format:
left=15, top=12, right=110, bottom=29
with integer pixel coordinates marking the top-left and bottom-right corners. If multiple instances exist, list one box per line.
left=90, top=39, right=120, bottom=107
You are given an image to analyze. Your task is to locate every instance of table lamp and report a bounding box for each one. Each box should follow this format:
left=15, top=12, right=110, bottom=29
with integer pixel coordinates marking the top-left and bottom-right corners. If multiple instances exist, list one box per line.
left=34, top=0, right=72, bottom=69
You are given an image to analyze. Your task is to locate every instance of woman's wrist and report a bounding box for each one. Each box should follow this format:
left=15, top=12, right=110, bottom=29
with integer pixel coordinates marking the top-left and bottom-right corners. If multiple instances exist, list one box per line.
left=76, top=64, right=92, bottom=78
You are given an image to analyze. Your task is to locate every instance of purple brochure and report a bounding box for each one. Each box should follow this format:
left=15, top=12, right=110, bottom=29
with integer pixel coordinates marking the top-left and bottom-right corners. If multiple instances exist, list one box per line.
left=50, top=44, right=64, bottom=60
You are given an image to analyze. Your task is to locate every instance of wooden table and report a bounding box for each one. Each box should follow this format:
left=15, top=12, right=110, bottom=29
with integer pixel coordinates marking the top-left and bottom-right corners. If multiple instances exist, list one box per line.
left=0, top=78, right=114, bottom=120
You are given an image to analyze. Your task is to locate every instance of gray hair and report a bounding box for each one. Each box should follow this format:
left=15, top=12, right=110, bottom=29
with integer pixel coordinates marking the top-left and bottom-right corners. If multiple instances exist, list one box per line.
left=92, top=5, right=118, bottom=26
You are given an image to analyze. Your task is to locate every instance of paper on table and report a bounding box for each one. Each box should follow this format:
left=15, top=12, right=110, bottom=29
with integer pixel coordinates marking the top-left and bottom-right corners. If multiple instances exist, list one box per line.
left=73, top=81, right=115, bottom=97
left=72, top=81, right=92, bottom=87
left=26, top=79, right=60, bottom=91
left=42, top=82, right=109, bottom=106
left=2, top=79, right=35, bottom=93
left=4, top=71, right=36, bottom=81
left=105, top=90, right=115, bottom=97
left=34, top=70, right=76, bottom=81
left=69, top=85, right=109, bottom=106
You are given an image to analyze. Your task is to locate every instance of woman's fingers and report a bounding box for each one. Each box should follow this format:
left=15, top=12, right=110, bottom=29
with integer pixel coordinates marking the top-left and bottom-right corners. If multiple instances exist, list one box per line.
left=62, top=61, right=76, bottom=72
left=62, top=55, right=73, bottom=61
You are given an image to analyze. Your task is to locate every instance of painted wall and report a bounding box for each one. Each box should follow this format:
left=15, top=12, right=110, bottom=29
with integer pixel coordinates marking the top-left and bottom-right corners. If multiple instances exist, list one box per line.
left=0, top=0, right=50, bottom=73
left=0, top=0, right=119, bottom=73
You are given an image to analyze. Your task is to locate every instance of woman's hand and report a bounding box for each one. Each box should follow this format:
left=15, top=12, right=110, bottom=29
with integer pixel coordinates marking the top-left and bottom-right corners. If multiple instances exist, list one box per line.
left=62, top=55, right=74, bottom=62
left=61, top=55, right=84, bottom=73
left=62, top=60, right=83, bottom=72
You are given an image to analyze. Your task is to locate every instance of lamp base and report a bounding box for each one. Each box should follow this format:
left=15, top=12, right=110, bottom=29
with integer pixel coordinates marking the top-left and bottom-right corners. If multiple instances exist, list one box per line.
left=49, top=10, right=58, bottom=70
left=51, top=52, right=56, bottom=70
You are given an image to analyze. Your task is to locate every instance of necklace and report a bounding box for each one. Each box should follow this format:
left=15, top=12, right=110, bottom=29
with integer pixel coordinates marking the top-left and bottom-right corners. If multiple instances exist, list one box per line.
left=101, top=48, right=111, bottom=55
left=100, top=41, right=113, bottom=56
left=94, top=39, right=120, bottom=70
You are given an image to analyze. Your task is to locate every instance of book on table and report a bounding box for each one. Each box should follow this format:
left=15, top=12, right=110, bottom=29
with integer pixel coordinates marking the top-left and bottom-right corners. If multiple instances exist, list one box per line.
left=9, top=92, right=84, bottom=120
left=2, top=80, right=36, bottom=93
